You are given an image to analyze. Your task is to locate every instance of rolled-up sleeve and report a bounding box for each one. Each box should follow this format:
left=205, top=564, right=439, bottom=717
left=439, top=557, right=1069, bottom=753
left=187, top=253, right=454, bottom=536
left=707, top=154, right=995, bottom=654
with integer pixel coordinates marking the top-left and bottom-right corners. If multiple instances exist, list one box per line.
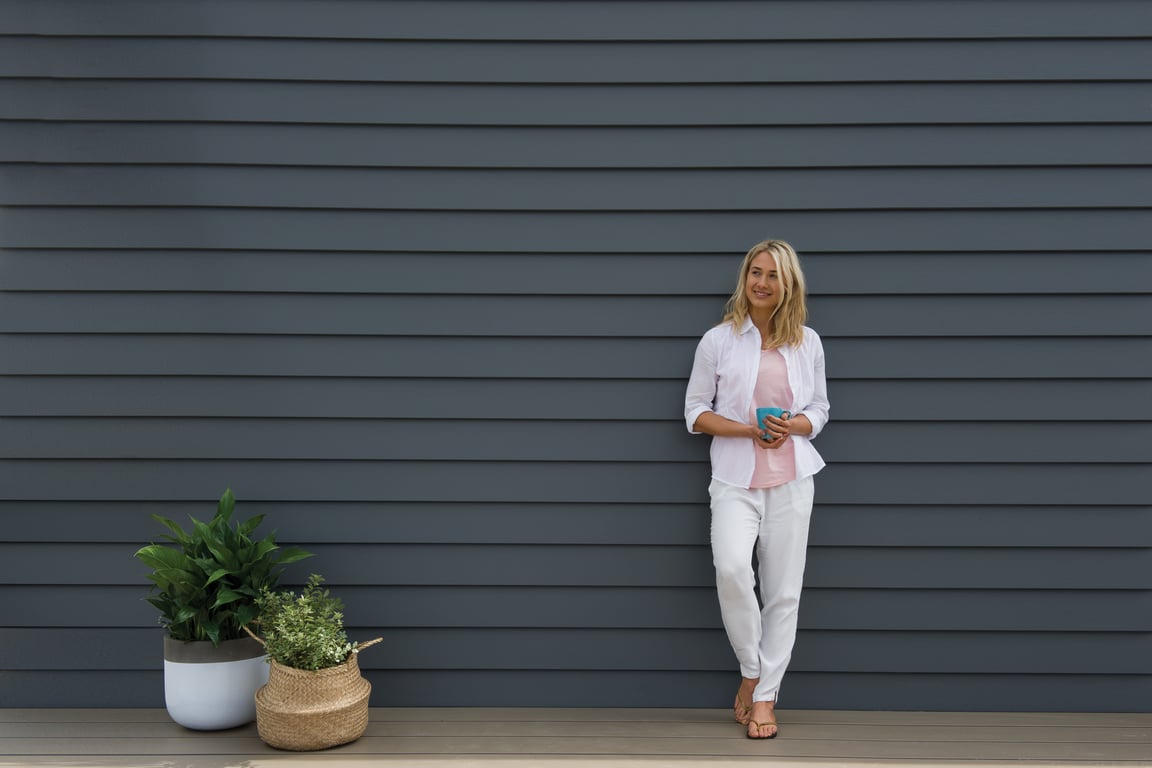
left=798, top=332, right=830, bottom=439
left=684, top=332, right=718, bottom=433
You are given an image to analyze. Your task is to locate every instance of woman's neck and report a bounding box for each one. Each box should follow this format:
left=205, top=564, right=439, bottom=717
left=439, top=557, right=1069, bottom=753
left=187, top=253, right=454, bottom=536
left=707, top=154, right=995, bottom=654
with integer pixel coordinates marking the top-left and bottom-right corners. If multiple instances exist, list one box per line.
left=750, top=309, right=775, bottom=342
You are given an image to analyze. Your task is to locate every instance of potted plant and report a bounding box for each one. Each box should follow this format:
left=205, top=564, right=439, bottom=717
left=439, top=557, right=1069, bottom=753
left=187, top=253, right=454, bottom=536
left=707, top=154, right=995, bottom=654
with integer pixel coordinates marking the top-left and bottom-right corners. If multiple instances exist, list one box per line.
left=245, top=574, right=381, bottom=751
left=135, top=488, right=312, bottom=730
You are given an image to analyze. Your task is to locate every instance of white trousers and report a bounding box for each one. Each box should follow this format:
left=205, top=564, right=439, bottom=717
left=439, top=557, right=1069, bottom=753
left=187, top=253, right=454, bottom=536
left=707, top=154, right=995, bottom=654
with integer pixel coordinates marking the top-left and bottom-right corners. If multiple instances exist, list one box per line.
left=709, top=475, right=814, bottom=703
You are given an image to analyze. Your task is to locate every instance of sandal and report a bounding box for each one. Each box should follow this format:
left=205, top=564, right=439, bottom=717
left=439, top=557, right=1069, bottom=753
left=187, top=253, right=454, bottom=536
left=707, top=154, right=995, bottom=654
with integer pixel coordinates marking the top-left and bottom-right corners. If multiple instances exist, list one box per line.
left=733, top=692, right=752, bottom=725
left=746, top=718, right=778, bottom=740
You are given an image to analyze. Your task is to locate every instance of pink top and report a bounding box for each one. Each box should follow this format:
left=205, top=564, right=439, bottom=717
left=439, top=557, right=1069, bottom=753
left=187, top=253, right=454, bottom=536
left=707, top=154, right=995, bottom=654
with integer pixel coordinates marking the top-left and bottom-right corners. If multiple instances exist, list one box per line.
left=749, top=347, right=797, bottom=489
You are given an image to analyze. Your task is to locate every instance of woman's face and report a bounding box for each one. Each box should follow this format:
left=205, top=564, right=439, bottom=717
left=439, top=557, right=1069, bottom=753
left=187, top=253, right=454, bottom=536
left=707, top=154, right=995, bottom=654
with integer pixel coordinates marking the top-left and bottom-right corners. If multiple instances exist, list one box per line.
left=744, top=251, right=783, bottom=315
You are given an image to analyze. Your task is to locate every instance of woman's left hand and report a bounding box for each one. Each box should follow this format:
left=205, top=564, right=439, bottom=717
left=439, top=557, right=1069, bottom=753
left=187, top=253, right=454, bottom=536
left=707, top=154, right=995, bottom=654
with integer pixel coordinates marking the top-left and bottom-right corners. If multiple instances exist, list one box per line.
left=758, top=414, right=791, bottom=449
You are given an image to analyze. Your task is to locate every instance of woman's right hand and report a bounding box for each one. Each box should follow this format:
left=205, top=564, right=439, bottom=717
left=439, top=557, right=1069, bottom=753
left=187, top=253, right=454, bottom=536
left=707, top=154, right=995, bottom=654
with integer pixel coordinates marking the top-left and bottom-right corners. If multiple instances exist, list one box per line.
left=754, top=416, right=788, bottom=449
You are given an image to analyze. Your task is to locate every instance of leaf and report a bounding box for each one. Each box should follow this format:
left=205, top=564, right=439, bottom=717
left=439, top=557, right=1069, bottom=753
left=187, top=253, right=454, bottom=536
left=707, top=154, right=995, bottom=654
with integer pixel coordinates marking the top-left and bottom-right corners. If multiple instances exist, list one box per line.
left=152, top=567, right=196, bottom=588
left=232, top=584, right=259, bottom=598
left=237, top=514, right=265, bottom=537
left=211, top=589, right=245, bottom=609
left=144, top=596, right=171, bottom=614
left=134, top=545, right=187, bottom=570
left=201, top=532, right=240, bottom=571
left=234, top=603, right=259, bottom=627
left=173, top=606, right=197, bottom=626
left=149, top=514, right=192, bottom=545
left=217, top=488, right=235, bottom=521
left=249, top=537, right=274, bottom=557
left=274, top=547, right=314, bottom=566
left=191, top=519, right=214, bottom=549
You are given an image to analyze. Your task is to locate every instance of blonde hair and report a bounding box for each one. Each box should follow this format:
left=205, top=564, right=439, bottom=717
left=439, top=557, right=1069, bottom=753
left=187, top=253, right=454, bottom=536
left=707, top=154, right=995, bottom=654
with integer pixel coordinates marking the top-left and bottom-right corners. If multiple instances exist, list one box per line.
left=722, top=239, right=808, bottom=348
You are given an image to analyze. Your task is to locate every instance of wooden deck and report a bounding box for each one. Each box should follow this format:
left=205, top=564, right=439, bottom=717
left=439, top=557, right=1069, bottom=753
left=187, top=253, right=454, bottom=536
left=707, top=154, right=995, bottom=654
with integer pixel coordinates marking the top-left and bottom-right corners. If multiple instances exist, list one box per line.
left=2, top=707, right=1150, bottom=767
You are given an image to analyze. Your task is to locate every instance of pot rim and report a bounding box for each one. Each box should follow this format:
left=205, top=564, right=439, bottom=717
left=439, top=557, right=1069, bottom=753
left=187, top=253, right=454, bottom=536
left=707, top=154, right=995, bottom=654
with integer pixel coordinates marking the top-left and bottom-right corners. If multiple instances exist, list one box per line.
left=163, top=635, right=267, bottom=663
left=267, top=653, right=359, bottom=677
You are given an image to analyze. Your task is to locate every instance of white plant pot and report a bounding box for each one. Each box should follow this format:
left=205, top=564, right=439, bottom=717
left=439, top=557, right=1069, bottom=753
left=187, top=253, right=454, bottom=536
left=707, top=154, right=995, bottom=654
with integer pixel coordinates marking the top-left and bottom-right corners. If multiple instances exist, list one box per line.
left=163, top=636, right=269, bottom=730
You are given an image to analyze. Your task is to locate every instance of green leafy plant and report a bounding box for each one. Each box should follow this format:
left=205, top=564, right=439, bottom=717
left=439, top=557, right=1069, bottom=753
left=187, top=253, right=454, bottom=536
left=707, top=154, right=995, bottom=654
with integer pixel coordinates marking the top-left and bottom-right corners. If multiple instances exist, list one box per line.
left=253, top=574, right=356, bottom=671
left=135, top=488, right=312, bottom=645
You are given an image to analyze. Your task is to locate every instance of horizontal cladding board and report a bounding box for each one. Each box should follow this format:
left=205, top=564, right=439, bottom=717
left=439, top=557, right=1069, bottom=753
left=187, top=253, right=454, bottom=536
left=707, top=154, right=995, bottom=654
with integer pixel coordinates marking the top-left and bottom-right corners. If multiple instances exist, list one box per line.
left=4, top=542, right=1150, bottom=588
left=2, top=377, right=1151, bottom=422
left=3, top=418, right=1149, bottom=464
left=778, top=673, right=1152, bottom=715
left=0, top=460, right=1145, bottom=506
left=2, top=501, right=1149, bottom=548
left=7, top=585, right=1149, bottom=631
left=3, top=210, right=1150, bottom=252
left=3, top=294, right=1149, bottom=337
left=7, top=166, right=1152, bottom=210
left=811, top=506, right=1152, bottom=548
left=5, top=38, right=1150, bottom=82
left=5, top=628, right=1150, bottom=674
left=3, top=81, right=1150, bottom=124
left=5, top=124, right=1150, bottom=168
left=3, top=0, right=1149, bottom=40
left=2, top=336, right=1150, bottom=379
left=4, top=252, right=1151, bottom=296
left=4, top=670, right=1149, bottom=711
left=3, top=719, right=1151, bottom=745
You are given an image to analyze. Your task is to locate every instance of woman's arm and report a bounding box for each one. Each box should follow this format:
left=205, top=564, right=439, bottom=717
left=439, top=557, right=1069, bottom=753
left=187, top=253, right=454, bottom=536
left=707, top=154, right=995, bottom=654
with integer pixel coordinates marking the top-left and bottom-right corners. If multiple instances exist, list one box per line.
left=684, top=331, right=721, bottom=433
left=692, top=410, right=761, bottom=440
left=783, top=413, right=812, bottom=437
left=795, top=331, right=830, bottom=439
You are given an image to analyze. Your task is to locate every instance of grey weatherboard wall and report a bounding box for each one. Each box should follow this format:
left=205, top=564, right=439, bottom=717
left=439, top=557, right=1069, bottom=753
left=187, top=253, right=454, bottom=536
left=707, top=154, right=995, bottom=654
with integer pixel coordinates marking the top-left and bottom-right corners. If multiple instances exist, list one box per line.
left=0, top=0, right=1150, bottom=711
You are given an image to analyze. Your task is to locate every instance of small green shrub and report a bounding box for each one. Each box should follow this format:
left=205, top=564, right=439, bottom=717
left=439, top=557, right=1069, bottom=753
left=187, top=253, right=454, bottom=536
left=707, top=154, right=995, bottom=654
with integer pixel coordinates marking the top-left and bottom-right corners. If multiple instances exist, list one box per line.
left=255, top=574, right=356, bottom=671
left=135, top=488, right=312, bottom=645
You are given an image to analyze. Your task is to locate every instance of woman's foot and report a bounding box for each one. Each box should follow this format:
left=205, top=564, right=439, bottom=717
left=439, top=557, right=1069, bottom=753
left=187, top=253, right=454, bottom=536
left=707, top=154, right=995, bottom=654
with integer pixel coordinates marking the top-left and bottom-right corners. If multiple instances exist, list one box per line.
left=733, top=678, right=758, bottom=725
left=746, top=700, right=778, bottom=739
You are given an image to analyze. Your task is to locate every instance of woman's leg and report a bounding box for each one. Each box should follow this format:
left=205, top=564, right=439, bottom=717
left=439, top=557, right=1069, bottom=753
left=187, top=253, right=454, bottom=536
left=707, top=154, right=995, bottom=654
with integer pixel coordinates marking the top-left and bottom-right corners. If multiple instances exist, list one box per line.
left=753, top=475, right=815, bottom=704
left=709, top=479, right=765, bottom=723
left=709, top=479, right=765, bottom=682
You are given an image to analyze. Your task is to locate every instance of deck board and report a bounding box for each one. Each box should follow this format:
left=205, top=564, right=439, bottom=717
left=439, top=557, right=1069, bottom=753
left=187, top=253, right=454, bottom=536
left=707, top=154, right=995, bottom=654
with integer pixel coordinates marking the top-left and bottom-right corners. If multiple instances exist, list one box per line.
left=5, top=720, right=1148, bottom=744
left=0, top=708, right=1148, bottom=767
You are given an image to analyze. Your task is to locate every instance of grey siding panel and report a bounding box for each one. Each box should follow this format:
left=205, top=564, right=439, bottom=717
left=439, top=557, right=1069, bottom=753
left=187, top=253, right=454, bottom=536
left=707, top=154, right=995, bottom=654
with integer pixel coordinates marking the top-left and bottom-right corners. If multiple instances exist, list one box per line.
left=6, top=628, right=1151, bottom=675
left=3, top=418, right=1150, bottom=463
left=3, top=209, right=1148, bottom=251
left=4, top=0, right=1150, bottom=40
left=6, top=586, right=1152, bottom=632
left=2, top=378, right=1151, bottom=421
left=1, top=0, right=1148, bottom=711
left=4, top=125, right=1151, bottom=167
left=1, top=501, right=1149, bottom=549
left=3, top=294, right=1151, bottom=337
left=5, top=38, right=1151, bottom=82
left=7, top=166, right=1152, bottom=209
left=3, top=670, right=1148, bottom=711
left=0, top=461, right=1148, bottom=505
left=2, top=250, right=1149, bottom=294
left=6, top=543, right=1151, bottom=589
left=9, top=584, right=1152, bottom=635
left=4, top=81, right=1150, bottom=124
left=4, top=336, right=1149, bottom=378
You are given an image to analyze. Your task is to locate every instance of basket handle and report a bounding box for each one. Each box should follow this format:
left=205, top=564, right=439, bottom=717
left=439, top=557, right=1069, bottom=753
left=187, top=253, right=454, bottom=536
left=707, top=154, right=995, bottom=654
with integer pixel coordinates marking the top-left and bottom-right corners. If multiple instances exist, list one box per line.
left=354, top=637, right=383, bottom=653
left=242, top=623, right=266, bottom=646
left=245, top=624, right=380, bottom=653
left=244, top=624, right=380, bottom=654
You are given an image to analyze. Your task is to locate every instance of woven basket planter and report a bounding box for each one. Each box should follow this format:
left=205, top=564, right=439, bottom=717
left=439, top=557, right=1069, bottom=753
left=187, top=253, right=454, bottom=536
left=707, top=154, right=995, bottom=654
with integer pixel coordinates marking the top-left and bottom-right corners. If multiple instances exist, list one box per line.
left=253, top=638, right=382, bottom=751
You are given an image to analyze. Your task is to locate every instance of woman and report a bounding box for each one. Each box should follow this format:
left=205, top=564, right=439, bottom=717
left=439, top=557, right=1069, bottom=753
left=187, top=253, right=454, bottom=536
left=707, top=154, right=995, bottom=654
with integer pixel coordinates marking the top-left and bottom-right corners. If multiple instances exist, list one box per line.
left=684, top=239, right=830, bottom=739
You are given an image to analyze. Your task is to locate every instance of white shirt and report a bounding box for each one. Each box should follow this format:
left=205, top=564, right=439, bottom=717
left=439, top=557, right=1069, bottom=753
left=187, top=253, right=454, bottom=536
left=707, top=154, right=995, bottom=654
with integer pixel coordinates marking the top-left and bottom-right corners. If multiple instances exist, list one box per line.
left=685, top=318, right=830, bottom=487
